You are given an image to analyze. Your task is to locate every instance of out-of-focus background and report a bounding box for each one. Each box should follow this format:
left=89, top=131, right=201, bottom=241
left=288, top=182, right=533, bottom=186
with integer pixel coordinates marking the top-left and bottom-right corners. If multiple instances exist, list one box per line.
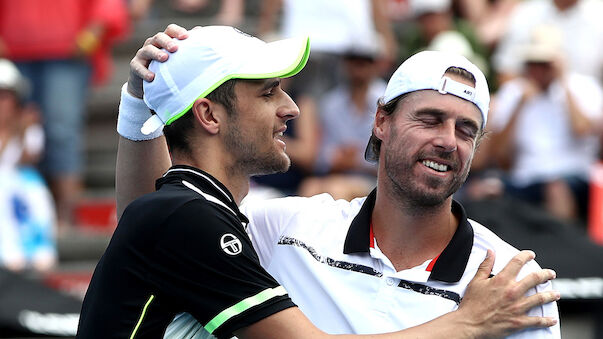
left=0, top=0, right=602, bottom=337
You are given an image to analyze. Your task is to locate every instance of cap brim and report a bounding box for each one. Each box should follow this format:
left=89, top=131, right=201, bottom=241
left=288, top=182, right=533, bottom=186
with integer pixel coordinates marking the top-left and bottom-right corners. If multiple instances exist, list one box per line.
left=163, top=36, right=311, bottom=126
left=364, top=134, right=378, bottom=163
left=236, top=36, right=311, bottom=80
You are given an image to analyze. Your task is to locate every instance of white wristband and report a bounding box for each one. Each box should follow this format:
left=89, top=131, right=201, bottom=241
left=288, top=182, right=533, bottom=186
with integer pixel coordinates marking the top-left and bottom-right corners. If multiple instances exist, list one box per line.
left=117, top=83, right=164, bottom=140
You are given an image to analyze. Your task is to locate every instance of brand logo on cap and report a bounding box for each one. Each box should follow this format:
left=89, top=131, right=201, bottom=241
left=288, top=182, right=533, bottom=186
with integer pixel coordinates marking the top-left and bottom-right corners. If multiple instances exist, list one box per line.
left=438, top=76, right=476, bottom=102
left=220, top=233, right=242, bottom=256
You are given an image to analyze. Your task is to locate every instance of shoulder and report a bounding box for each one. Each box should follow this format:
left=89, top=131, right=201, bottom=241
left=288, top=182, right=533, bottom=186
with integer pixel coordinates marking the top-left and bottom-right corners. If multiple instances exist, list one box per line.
left=242, top=193, right=364, bottom=225
left=164, top=198, right=241, bottom=236
left=468, top=219, right=543, bottom=277
left=567, top=73, right=603, bottom=98
left=496, top=78, right=524, bottom=98
left=123, top=183, right=241, bottom=242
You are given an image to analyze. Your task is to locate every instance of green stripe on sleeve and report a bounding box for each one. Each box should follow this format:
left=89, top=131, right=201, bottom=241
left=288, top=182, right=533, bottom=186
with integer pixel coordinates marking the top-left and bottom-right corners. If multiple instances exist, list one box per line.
left=204, top=286, right=287, bottom=334
left=130, top=295, right=155, bottom=339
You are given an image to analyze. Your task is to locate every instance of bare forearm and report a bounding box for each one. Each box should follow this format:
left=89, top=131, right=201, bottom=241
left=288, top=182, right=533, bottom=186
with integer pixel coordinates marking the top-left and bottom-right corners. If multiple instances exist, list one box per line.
left=563, top=84, right=593, bottom=136
left=257, top=0, right=282, bottom=37
left=237, top=307, right=476, bottom=339
left=115, top=136, right=171, bottom=218
left=492, top=100, right=524, bottom=169
left=353, top=311, right=475, bottom=339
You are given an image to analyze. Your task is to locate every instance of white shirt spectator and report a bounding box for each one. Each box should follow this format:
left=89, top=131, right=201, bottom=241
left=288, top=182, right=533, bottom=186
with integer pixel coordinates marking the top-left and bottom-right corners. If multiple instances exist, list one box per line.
left=493, top=0, right=603, bottom=81
left=489, top=73, right=603, bottom=187
left=315, top=79, right=386, bottom=174
left=281, top=0, right=378, bottom=54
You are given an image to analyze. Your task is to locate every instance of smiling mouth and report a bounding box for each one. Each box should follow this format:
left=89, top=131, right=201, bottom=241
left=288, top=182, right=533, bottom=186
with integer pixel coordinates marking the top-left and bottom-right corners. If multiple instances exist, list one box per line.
left=422, top=160, right=449, bottom=172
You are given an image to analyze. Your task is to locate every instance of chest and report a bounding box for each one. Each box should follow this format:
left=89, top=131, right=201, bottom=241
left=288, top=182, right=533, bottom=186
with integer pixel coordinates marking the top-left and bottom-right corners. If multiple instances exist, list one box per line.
left=266, top=228, right=468, bottom=334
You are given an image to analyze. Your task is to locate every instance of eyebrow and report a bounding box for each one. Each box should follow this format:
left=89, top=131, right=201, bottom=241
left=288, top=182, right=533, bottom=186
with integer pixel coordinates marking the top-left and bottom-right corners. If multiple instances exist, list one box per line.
left=259, top=78, right=281, bottom=92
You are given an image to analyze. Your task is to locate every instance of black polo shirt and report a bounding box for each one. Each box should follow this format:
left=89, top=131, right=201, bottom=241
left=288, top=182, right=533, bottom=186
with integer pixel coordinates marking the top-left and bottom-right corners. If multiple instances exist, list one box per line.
left=77, top=165, right=295, bottom=338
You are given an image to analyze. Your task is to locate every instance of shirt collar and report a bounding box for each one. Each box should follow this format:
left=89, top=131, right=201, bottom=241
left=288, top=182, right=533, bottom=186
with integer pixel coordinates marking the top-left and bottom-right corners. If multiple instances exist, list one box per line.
left=343, top=188, right=474, bottom=283
left=156, top=165, right=249, bottom=224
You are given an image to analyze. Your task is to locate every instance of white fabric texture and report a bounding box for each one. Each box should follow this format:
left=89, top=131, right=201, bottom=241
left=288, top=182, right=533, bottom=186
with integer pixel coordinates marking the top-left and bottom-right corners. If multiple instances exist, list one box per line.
left=241, top=194, right=560, bottom=338
left=383, top=51, right=490, bottom=127
left=117, top=83, right=163, bottom=141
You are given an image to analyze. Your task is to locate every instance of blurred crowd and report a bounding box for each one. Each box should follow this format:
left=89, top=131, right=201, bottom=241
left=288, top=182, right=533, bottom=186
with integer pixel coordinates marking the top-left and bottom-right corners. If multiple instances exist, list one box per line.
left=1, top=0, right=603, bottom=274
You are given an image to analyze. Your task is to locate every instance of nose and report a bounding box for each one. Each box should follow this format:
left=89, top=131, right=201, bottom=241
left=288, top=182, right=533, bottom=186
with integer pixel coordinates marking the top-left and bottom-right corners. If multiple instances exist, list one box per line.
left=433, top=121, right=457, bottom=153
left=277, top=92, right=300, bottom=121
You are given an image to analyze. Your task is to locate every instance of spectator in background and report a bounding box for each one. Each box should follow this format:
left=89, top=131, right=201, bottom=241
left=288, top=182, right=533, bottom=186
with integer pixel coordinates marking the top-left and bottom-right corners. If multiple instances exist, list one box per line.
left=454, top=0, right=519, bottom=48
left=485, top=26, right=603, bottom=222
left=0, top=0, right=129, bottom=229
left=257, top=0, right=397, bottom=103
left=0, top=59, right=57, bottom=272
left=130, top=0, right=245, bottom=26
left=396, top=0, right=487, bottom=77
left=298, top=41, right=386, bottom=201
left=492, top=0, right=603, bottom=84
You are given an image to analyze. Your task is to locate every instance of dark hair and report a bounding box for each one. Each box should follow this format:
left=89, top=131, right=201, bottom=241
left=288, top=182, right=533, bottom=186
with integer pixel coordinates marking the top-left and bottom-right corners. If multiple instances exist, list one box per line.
left=366, top=66, right=479, bottom=162
left=163, top=79, right=237, bottom=155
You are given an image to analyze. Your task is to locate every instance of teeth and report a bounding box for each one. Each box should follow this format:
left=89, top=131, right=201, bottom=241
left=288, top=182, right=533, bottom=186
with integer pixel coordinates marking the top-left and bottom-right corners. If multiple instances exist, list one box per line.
left=422, top=160, right=448, bottom=172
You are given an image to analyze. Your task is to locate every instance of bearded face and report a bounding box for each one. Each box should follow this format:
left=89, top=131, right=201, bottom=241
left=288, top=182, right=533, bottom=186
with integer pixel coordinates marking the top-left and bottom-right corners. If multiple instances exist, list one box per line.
left=377, top=89, right=481, bottom=209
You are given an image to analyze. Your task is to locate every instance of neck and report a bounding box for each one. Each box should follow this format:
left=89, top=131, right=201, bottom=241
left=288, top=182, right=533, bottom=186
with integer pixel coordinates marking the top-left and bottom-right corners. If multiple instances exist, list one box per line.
left=171, top=150, right=250, bottom=206
left=371, top=180, right=457, bottom=271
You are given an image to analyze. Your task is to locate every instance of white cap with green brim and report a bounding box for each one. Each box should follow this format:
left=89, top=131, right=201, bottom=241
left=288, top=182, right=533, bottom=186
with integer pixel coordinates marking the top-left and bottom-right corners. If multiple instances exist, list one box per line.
left=142, top=26, right=311, bottom=135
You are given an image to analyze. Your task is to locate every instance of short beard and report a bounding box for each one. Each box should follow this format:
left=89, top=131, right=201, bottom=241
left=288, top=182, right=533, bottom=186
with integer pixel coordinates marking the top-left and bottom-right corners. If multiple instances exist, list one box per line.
left=224, top=114, right=291, bottom=176
left=384, top=147, right=470, bottom=212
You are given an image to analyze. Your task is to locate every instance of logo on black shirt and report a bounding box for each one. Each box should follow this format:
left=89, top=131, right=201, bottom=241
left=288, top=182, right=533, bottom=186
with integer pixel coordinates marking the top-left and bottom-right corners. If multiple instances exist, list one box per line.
left=220, top=234, right=242, bottom=256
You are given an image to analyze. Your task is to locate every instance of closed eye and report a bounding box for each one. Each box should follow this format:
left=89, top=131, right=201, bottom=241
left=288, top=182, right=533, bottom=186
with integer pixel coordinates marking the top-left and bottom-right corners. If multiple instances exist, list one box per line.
left=414, top=109, right=444, bottom=126
left=457, top=120, right=479, bottom=140
left=260, top=79, right=281, bottom=98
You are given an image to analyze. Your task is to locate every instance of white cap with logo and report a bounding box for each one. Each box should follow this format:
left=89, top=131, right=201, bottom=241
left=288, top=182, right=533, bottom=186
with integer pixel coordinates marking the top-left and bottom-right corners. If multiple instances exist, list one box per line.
left=365, top=50, right=490, bottom=161
left=382, top=50, right=489, bottom=126
left=142, top=26, right=311, bottom=135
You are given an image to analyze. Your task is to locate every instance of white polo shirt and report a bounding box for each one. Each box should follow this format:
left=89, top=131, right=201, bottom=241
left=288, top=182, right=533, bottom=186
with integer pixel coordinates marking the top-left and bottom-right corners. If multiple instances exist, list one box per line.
left=242, top=189, right=560, bottom=338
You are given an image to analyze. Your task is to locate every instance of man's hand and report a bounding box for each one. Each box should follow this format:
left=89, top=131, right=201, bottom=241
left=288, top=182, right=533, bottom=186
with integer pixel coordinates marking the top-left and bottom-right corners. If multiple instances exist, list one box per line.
left=127, top=24, right=189, bottom=98
left=458, top=250, right=559, bottom=338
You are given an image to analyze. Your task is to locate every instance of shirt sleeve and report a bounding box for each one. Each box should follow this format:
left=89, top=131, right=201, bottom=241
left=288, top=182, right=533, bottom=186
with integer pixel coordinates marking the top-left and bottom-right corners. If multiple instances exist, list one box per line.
left=242, top=196, right=304, bottom=269
left=151, top=200, right=295, bottom=338
left=566, top=73, right=603, bottom=121
left=506, top=261, right=561, bottom=339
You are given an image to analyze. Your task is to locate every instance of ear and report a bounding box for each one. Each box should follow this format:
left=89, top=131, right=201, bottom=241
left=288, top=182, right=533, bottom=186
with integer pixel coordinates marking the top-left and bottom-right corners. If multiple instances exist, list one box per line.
left=373, top=108, right=389, bottom=141
left=191, top=98, right=221, bottom=135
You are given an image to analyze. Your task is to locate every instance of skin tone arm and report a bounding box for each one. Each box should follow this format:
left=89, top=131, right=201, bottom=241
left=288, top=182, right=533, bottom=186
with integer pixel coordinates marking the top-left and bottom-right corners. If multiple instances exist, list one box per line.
left=115, top=27, right=185, bottom=218
left=117, top=25, right=559, bottom=338
left=370, top=0, right=398, bottom=65
left=552, top=59, right=595, bottom=137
